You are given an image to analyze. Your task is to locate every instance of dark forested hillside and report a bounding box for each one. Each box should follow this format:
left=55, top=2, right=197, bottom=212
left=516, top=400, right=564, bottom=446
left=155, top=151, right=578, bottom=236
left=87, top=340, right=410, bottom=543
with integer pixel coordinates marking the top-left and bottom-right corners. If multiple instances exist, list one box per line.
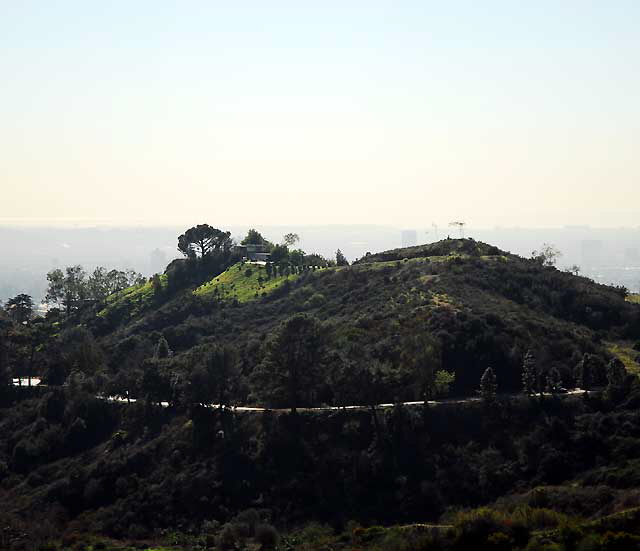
left=2, top=236, right=640, bottom=550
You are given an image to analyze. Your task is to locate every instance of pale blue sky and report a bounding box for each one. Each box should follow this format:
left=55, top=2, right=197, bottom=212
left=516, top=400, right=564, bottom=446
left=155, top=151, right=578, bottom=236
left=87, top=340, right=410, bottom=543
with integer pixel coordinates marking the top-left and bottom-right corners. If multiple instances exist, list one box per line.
left=2, top=1, right=639, bottom=227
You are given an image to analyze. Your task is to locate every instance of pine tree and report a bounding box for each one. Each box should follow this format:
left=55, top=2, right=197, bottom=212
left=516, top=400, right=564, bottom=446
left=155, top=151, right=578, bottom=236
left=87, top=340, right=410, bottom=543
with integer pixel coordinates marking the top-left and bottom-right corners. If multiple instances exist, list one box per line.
left=605, top=357, right=627, bottom=402
left=545, top=367, right=563, bottom=393
left=480, top=367, right=498, bottom=403
left=336, top=249, right=349, bottom=266
left=522, top=350, right=537, bottom=395
left=151, top=274, right=163, bottom=296
left=576, top=353, right=593, bottom=390
left=155, top=336, right=172, bottom=359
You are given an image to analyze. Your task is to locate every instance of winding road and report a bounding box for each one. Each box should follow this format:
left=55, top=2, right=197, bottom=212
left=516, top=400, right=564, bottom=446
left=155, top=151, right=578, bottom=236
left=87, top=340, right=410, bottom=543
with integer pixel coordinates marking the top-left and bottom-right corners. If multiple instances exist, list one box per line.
left=11, top=377, right=588, bottom=413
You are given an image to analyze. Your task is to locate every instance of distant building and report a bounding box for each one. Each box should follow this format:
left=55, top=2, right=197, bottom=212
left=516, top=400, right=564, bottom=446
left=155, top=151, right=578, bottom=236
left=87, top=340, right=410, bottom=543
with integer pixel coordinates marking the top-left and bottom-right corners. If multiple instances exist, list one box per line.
left=233, top=244, right=271, bottom=262
left=401, top=230, right=417, bottom=248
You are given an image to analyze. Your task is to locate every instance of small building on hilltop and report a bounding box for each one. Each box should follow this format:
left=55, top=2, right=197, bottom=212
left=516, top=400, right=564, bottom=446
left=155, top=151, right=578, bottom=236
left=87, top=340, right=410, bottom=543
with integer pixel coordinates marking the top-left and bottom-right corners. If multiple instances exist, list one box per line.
left=233, top=244, right=271, bottom=262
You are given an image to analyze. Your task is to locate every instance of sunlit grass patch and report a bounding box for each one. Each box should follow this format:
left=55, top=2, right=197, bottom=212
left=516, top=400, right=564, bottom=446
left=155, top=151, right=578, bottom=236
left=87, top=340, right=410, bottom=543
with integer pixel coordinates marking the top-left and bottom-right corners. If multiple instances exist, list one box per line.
left=607, top=341, right=640, bottom=376
left=98, top=275, right=167, bottom=318
left=194, top=262, right=299, bottom=303
left=627, top=294, right=640, bottom=304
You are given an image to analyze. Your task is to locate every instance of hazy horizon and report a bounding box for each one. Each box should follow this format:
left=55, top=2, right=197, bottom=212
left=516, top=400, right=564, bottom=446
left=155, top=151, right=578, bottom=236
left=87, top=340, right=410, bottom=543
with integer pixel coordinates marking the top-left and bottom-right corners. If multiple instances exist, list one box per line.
left=3, top=2, right=639, bottom=228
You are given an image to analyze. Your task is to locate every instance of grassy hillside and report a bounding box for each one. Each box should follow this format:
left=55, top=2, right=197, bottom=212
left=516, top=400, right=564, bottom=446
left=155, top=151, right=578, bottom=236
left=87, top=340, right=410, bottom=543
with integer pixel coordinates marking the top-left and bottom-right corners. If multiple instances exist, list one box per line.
left=194, top=262, right=300, bottom=302
left=78, top=238, right=640, bottom=404
left=608, top=341, right=640, bottom=376
left=98, top=274, right=168, bottom=318
left=629, top=294, right=640, bottom=305
left=355, top=237, right=505, bottom=264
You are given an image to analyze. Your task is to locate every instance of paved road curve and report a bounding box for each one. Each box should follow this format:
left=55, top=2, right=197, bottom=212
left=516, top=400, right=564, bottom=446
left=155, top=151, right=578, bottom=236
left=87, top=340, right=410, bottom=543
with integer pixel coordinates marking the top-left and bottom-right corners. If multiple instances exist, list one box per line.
left=101, top=389, right=589, bottom=413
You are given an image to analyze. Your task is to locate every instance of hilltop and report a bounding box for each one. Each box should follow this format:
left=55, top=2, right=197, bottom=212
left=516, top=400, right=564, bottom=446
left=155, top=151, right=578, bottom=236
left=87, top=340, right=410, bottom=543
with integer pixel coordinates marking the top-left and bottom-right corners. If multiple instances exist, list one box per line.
left=75, top=237, right=639, bottom=402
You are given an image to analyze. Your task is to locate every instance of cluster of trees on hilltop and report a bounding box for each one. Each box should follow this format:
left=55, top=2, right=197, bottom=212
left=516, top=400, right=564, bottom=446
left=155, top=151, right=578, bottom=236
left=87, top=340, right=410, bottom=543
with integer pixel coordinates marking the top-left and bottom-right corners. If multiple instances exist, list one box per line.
left=2, top=265, right=145, bottom=325
left=45, top=266, right=145, bottom=314
left=241, top=228, right=348, bottom=269
left=163, top=225, right=345, bottom=294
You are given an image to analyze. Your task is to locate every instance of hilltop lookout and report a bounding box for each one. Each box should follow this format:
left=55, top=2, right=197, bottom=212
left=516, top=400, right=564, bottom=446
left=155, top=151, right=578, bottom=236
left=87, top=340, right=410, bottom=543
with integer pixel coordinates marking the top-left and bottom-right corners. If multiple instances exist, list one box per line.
left=233, top=244, right=271, bottom=262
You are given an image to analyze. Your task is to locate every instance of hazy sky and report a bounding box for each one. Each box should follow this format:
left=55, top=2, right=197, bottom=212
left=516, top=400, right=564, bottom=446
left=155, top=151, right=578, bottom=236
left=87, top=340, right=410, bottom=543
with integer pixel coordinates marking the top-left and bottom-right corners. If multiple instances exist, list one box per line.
left=2, top=1, right=638, bottom=228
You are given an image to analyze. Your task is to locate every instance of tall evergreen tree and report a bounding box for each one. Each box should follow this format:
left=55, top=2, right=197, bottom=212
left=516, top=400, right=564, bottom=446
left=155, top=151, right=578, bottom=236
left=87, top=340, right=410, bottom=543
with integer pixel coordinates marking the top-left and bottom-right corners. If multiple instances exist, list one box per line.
left=5, top=294, right=34, bottom=325
left=187, top=346, right=238, bottom=409
left=480, top=366, right=498, bottom=403
left=154, top=336, right=172, bottom=359
left=401, top=334, right=441, bottom=404
left=605, top=357, right=627, bottom=402
left=545, top=367, right=563, bottom=393
left=576, top=352, right=593, bottom=390
left=335, top=249, right=349, bottom=266
left=522, top=349, right=537, bottom=395
left=252, top=314, right=324, bottom=413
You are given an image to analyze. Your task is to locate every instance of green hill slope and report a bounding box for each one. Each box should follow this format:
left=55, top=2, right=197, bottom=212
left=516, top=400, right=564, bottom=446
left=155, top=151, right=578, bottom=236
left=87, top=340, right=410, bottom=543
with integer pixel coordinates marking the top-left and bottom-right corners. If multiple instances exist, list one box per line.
left=81, top=238, right=640, bottom=401
left=194, top=262, right=300, bottom=302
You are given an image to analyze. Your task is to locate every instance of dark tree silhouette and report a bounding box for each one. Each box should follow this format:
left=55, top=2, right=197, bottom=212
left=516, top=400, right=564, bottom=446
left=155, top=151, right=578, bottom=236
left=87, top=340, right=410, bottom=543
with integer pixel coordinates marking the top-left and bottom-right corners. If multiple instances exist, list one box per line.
left=187, top=345, right=238, bottom=408
left=241, top=228, right=270, bottom=246
left=335, top=249, right=349, bottom=266
left=522, top=350, right=537, bottom=395
left=177, top=224, right=231, bottom=258
left=480, top=366, right=498, bottom=403
left=253, top=314, right=324, bottom=413
left=5, top=294, right=34, bottom=324
left=154, top=336, right=172, bottom=359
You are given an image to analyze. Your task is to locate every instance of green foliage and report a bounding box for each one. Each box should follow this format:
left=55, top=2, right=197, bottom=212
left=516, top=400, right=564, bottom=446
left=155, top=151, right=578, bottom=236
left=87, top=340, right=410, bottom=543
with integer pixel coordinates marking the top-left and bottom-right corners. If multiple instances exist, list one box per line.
left=5, top=294, right=34, bottom=324
left=97, top=274, right=167, bottom=319
left=282, top=233, right=299, bottom=247
left=546, top=367, right=563, bottom=393
left=481, top=366, right=498, bottom=403
left=532, top=244, right=562, bottom=267
left=270, top=244, right=289, bottom=264
left=187, top=345, right=238, bottom=407
left=154, top=336, right=172, bottom=359
left=434, top=369, right=455, bottom=397
left=336, top=248, right=349, bottom=266
left=241, top=228, right=271, bottom=247
left=252, top=314, right=325, bottom=411
left=177, top=223, right=231, bottom=258
left=401, top=333, right=442, bottom=401
left=606, top=341, right=640, bottom=377
left=576, top=353, right=594, bottom=390
left=194, top=262, right=299, bottom=302
left=522, top=350, right=538, bottom=395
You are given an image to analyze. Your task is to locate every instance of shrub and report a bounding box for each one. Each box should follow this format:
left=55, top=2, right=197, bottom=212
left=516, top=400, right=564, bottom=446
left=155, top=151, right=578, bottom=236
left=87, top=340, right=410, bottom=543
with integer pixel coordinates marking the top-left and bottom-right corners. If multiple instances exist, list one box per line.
left=304, top=293, right=326, bottom=309
left=255, top=523, right=279, bottom=549
left=216, top=523, right=237, bottom=550
left=201, top=518, right=220, bottom=534
left=599, top=531, right=640, bottom=551
left=234, top=509, right=260, bottom=535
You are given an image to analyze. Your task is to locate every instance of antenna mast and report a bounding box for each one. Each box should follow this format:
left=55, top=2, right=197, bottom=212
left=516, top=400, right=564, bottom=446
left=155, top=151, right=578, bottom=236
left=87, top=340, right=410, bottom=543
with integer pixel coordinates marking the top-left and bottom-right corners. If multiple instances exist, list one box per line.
left=449, top=221, right=466, bottom=238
